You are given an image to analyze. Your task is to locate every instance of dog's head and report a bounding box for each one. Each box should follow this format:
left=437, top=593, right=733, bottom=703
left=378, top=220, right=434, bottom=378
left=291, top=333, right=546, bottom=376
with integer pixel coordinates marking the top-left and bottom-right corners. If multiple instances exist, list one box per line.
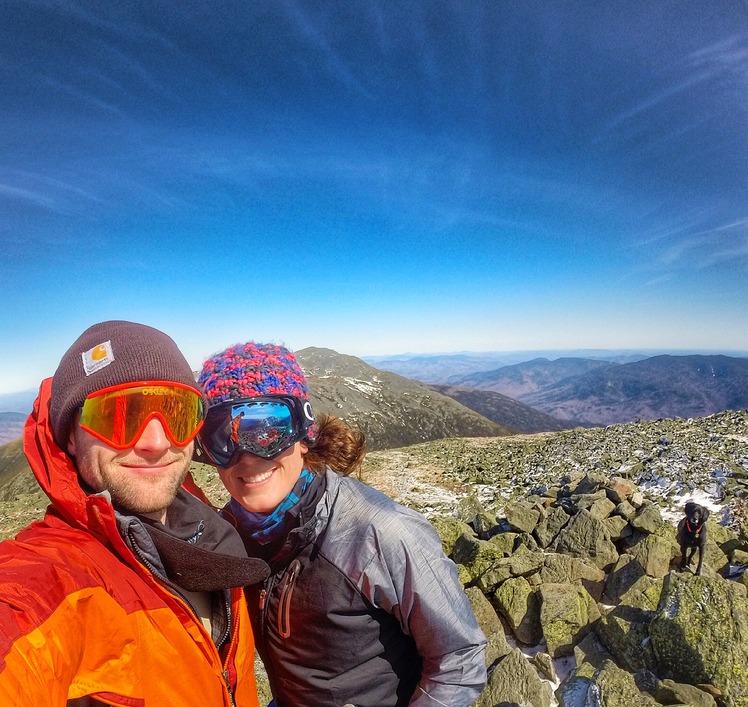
left=684, top=501, right=709, bottom=527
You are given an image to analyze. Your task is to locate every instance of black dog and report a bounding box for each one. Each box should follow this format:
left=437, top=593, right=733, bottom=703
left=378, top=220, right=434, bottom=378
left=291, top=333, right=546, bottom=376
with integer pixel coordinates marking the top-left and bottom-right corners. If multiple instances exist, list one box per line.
left=676, top=501, right=709, bottom=575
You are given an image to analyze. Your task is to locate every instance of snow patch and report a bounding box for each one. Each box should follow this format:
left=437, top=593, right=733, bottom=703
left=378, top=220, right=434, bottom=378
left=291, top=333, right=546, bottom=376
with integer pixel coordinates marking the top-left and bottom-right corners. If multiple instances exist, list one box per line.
left=342, top=377, right=381, bottom=395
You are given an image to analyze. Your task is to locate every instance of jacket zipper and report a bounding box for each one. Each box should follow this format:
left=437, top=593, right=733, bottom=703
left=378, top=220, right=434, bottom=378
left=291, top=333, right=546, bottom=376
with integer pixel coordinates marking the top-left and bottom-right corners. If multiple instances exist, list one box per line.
left=127, top=527, right=237, bottom=706
left=278, top=559, right=301, bottom=639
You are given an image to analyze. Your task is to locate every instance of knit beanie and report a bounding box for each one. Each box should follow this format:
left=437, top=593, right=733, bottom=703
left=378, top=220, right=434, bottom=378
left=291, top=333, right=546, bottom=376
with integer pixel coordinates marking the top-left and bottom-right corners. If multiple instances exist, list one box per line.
left=199, top=342, right=309, bottom=405
left=50, top=321, right=199, bottom=448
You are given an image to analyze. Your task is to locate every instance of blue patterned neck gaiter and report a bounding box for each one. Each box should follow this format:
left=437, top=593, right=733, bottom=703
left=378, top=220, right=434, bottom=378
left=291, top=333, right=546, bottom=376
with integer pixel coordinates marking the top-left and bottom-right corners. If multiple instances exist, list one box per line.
left=226, top=468, right=316, bottom=545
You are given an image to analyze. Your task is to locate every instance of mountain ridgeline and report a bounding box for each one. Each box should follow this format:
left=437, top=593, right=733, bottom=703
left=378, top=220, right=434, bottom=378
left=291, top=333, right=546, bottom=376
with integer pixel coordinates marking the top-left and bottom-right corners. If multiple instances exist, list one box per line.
left=294, top=347, right=516, bottom=448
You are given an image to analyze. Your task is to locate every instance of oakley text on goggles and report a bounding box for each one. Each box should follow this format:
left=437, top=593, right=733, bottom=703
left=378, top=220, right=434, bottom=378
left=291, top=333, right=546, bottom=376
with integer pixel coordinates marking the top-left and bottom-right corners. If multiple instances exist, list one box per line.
left=79, top=381, right=204, bottom=449
left=196, top=395, right=314, bottom=466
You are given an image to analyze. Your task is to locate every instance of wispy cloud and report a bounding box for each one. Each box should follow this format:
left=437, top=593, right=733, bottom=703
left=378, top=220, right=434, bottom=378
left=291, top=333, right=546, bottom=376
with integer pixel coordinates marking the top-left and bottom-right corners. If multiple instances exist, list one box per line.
left=281, top=0, right=375, bottom=100
left=660, top=217, right=748, bottom=269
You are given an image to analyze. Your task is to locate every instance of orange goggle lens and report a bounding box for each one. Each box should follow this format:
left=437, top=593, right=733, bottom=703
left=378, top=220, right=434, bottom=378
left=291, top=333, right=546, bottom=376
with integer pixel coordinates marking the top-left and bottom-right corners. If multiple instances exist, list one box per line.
left=80, top=381, right=204, bottom=449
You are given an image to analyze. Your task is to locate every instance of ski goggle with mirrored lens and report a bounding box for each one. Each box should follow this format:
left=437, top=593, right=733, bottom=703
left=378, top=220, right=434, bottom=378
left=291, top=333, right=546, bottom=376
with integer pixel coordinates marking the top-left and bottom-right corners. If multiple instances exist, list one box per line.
left=79, top=381, right=204, bottom=449
left=196, top=396, right=315, bottom=466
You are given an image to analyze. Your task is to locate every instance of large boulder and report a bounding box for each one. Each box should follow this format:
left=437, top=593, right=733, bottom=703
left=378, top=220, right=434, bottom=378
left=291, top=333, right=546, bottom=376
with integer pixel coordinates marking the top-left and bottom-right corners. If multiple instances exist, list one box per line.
left=452, top=532, right=506, bottom=583
left=503, top=500, right=541, bottom=534
left=650, top=572, right=748, bottom=706
left=464, top=586, right=511, bottom=669
left=539, top=552, right=606, bottom=602
left=475, top=549, right=545, bottom=593
left=556, top=659, right=659, bottom=706
left=534, top=505, right=570, bottom=548
left=539, top=583, right=601, bottom=658
left=494, top=575, right=542, bottom=645
left=603, top=554, right=647, bottom=604
left=429, top=515, right=474, bottom=557
left=473, top=648, right=552, bottom=707
left=596, top=575, right=662, bottom=673
left=552, top=509, right=619, bottom=571
left=629, top=533, right=674, bottom=578
left=655, top=679, right=718, bottom=707
left=585, top=659, right=659, bottom=706
left=630, top=503, right=664, bottom=535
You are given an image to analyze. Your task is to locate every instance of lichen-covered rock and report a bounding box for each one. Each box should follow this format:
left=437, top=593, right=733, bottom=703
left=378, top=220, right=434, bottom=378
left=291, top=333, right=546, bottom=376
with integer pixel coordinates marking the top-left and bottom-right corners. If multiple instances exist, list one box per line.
left=596, top=574, right=661, bottom=673
left=587, top=495, right=617, bottom=521
left=539, top=582, right=601, bottom=658
left=504, top=499, right=541, bottom=534
left=650, top=572, right=748, bottom=706
left=476, top=549, right=546, bottom=593
left=539, top=552, right=605, bottom=602
left=603, top=554, right=647, bottom=604
left=488, top=530, right=521, bottom=556
left=472, top=510, right=500, bottom=539
left=655, top=678, right=718, bottom=707
left=451, top=532, right=506, bottom=582
left=531, top=651, right=557, bottom=683
left=630, top=502, right=664, bottom=534
left=552, top=509, right=619, bottom=571
left=465, top=585, right=503, bottom=636
left=602, top=514, right=630, bottom=542
left=494, top=575, right=542, bottom=645
left=428, top=515, right=474, bottom=557
left=629, top=533, right=673, bottom=578
left=573, top=631, right=612, bottom=671
left=700, top=539, right=731, bottom=574
left=614, top=499, right=637, bottom=521
left=582, top=659, right=660, bottom=706
left=535, top=504, right=570, bottom=548
left=464, top=586, right=510, bottom=668
left=473, top=648, right=552, bottom=707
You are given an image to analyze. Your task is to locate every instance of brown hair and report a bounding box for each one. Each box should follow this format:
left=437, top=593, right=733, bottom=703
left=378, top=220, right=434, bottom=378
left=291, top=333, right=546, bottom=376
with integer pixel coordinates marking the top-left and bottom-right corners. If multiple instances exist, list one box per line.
left=304, top=414, right=366, bottom=477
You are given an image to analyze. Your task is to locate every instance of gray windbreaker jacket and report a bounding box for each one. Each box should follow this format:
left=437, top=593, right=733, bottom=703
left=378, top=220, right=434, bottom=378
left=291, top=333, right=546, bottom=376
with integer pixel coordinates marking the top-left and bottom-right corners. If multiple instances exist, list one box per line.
left=233, top=469, right=487, bottom=707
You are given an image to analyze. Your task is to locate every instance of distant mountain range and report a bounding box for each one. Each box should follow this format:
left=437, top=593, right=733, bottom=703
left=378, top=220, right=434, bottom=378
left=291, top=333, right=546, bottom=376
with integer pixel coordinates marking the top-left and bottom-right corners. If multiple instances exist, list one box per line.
left=426, top=385, right=573, bottom=433
left=437, top=354, right=748, bottom=425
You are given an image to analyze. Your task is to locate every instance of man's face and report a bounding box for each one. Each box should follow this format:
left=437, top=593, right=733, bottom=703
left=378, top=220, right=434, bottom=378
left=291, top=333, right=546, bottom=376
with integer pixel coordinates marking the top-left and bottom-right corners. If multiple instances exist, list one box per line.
left=68, top=415, right=193, bottom=522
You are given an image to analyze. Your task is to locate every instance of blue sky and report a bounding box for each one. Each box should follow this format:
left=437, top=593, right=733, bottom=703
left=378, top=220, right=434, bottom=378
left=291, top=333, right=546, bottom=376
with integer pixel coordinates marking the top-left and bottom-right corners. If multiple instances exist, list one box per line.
left=2, top=1, right=748, bottom=395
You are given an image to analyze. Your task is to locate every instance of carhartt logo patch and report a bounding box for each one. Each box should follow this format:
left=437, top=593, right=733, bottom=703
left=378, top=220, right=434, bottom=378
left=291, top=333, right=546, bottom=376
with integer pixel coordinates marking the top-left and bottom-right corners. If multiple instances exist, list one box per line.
left=82, top=340, right=115, bottom=376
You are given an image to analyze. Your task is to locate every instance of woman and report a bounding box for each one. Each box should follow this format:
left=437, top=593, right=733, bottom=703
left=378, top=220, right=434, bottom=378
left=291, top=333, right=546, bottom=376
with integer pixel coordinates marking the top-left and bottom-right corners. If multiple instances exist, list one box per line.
left=196, top=342, right=486, bottom=707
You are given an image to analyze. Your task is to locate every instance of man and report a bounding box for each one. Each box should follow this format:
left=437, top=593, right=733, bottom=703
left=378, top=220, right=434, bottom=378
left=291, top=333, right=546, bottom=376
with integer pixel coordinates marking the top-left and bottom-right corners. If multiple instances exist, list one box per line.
left=0, top=321, right=268, bottom=706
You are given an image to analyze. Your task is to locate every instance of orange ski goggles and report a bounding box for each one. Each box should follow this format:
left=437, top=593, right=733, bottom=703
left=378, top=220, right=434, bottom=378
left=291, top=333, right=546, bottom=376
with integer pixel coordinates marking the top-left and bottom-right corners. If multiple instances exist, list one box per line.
left=79, top=381, right=204, bottom=449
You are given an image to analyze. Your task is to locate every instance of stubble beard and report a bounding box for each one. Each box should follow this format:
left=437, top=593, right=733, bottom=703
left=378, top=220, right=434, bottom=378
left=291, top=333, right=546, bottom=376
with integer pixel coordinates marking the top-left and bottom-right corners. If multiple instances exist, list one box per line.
left=78, top=450, right=190, bottom=517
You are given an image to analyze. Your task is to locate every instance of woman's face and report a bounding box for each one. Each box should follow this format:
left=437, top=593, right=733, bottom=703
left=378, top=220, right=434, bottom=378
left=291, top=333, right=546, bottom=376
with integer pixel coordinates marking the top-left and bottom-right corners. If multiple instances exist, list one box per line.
left=218, top=441, right=308, bottom=513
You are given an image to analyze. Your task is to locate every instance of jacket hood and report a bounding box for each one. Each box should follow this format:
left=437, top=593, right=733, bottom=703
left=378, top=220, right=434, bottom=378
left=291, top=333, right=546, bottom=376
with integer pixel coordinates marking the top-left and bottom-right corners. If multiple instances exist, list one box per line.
left=24, top=377, right=92, bottom=531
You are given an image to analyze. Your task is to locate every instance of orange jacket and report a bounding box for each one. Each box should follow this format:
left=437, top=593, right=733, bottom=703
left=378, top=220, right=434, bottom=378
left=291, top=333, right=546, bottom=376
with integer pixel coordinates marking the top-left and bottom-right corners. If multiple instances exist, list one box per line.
left=0, top=378, right=260, bottom=706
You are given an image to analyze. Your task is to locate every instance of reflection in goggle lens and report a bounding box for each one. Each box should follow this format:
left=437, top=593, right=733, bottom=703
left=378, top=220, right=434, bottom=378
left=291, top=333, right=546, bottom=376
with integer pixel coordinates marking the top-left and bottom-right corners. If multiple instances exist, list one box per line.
left=200, top=397, right=306, bottom=464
